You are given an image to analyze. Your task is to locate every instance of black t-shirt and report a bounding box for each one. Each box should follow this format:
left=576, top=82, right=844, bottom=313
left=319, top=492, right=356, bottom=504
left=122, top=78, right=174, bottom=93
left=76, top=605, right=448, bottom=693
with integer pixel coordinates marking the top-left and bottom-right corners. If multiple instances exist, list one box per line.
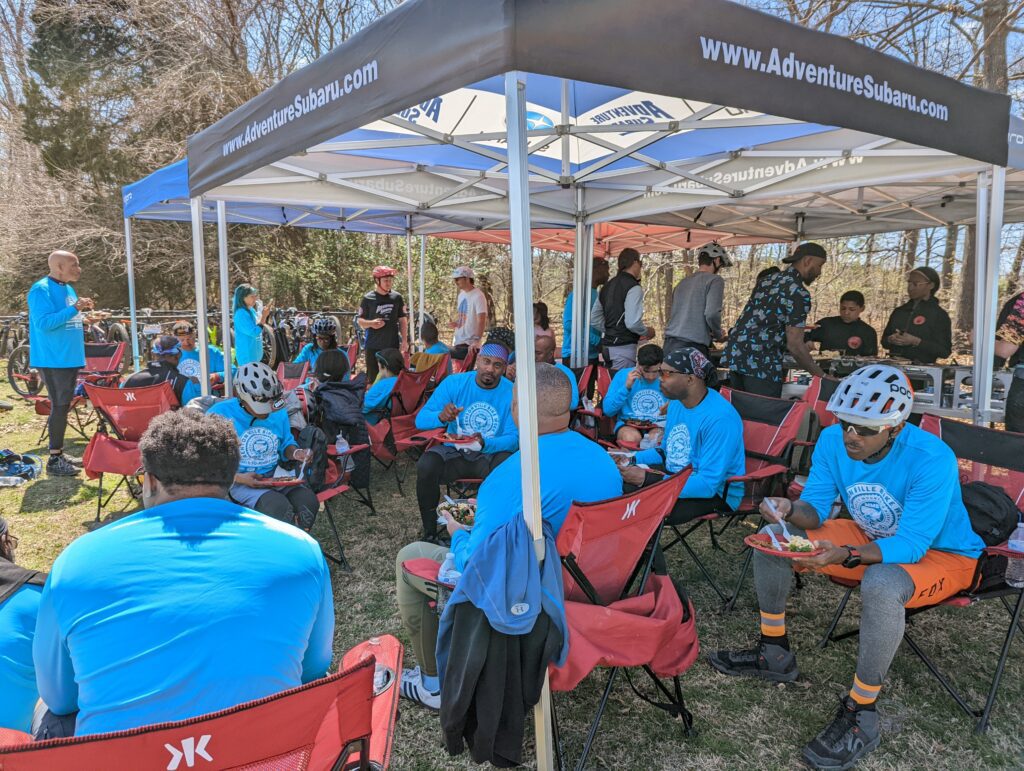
left=805, top=316, right=879, bottom=356
left=122, top=361, right=188, bottom=405
left=359, top=290, right=407, bottom=350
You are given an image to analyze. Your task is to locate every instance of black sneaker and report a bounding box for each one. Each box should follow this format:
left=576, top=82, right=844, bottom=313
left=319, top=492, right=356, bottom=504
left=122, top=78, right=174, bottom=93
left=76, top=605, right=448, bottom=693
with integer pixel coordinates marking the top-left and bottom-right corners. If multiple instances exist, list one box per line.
left=708, top=642, right=799, bottom=683
left=62, top=454, right=84, bottom=468
left=46, top=454, right=80, bottom=477
left=801, top=697, right=881, bottom=770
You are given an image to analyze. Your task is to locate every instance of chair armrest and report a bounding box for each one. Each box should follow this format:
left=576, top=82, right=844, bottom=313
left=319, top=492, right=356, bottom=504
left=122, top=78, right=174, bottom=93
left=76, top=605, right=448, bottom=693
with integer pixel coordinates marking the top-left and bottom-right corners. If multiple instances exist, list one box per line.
left=327, top=443, right=370, bottom=457
left=728, top=464, right=789, bottom=483
left=401, top=558, right=455, bottom=588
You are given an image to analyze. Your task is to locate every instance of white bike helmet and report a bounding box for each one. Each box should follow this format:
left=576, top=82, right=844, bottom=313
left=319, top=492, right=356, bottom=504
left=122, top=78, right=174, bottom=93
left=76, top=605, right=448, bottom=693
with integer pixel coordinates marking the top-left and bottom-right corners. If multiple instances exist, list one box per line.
left=311, top=316, right=338, bottom=337
left=826, top=364, right=914, bottom=428
left=235, top=362, right=283, bottom=416
left=699, top=241, right=733, bottom=268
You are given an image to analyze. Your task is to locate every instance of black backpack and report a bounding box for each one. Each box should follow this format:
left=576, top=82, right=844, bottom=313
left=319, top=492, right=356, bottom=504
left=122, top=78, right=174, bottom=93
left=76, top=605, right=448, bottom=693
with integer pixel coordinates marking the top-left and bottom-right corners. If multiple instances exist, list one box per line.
left=295, top=425, right=329, bottom=492
left=961, top=481, right=1020, bottom=546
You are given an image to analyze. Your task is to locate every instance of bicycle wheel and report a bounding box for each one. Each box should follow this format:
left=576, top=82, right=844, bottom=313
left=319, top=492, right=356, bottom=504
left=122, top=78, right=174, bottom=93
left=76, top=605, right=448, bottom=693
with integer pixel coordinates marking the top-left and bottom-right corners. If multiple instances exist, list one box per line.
left=8, top=345, right=42, bottom=397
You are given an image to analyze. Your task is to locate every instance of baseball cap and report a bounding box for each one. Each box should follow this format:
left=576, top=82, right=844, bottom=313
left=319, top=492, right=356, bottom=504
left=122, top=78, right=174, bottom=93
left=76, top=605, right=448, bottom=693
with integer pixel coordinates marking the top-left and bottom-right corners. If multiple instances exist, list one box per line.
left=452, top=266, right=476, bottom=279
left=782, top=242, right=827, bottom=263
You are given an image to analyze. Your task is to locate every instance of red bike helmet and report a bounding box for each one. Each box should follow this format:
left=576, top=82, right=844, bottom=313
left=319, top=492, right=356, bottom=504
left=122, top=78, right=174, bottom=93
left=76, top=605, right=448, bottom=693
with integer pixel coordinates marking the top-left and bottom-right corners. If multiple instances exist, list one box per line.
left=372, top=265, right=397, bottom=279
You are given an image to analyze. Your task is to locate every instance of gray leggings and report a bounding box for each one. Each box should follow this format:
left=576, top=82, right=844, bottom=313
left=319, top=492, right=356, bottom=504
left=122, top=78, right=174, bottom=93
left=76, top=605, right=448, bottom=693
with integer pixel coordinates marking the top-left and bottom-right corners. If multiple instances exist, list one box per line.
left=754, top=522, right=914, bottom=687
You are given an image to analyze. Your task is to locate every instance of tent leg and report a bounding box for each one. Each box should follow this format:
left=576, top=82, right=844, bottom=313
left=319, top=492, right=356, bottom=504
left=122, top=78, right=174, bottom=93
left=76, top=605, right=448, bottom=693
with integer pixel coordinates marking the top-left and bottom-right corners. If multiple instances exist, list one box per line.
left=123, top=217, right=142, bottom=372
left=216, top=200, right=233, bottom=395
left=190, top=197, right=211, bottom=394
left=975, top=165, right=1005, bottom=425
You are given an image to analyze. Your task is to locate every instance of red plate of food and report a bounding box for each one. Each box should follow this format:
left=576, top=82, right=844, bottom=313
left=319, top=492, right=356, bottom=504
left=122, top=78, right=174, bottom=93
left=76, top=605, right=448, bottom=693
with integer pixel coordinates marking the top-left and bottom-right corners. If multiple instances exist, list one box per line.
left=624, top=419, right=656, bottom=430
left=440, top=433, right=478, bottom=445
left=744, top=533, right=824, bottom=558
left=262, top=476, right=304, bottom=487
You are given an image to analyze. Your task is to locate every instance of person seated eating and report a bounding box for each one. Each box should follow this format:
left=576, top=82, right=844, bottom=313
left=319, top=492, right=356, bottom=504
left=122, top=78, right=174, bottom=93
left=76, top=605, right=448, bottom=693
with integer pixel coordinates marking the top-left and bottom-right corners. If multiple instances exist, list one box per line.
left=709, top=365, right=984, bottom=771
left=805, top=290, right=879, bottom=357
left=0, top=517, right=44, bottom=734
left=414, top=327, right=519, bottom=542
left=121, top=335, right=201, bottom=407
left=395, top=363, right=620, bottom=710
left=506, top=334, right=579, bottom=410
left=602, top=343, right=668, bottom=447
left=32, top=410, right=334, bottom=737
left=296, top=316, right=350, bottom=379
left=619, top=346, right=745, bottom=526
left=208, top=362, right=318, bottom=530
left=363, top=348, right=405, bottom=425
left=882, top=266, right=951, bottom=364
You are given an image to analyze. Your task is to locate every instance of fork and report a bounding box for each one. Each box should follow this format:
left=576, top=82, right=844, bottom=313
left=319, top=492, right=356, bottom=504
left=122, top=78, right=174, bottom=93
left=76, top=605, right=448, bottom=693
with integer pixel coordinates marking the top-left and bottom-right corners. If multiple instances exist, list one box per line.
left=764, top=498, right=791, bottom=543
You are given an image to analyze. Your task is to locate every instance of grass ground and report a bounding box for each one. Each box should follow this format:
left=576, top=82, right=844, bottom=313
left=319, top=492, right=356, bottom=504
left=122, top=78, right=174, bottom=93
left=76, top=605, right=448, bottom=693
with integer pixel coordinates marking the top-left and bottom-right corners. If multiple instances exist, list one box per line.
left=1, top=376, right=1022, bottom=770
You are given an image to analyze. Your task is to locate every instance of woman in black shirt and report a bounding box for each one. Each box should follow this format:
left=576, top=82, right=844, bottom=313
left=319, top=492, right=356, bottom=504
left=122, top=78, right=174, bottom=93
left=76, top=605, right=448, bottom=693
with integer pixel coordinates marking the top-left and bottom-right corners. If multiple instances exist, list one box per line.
left=882, top=266, right=952, bottom=364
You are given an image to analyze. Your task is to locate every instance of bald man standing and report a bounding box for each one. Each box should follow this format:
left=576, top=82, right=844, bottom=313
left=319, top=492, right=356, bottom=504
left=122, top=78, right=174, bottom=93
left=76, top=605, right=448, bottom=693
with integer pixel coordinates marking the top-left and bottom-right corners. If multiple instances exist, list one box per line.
left=27, top=251, right=94, bottom=476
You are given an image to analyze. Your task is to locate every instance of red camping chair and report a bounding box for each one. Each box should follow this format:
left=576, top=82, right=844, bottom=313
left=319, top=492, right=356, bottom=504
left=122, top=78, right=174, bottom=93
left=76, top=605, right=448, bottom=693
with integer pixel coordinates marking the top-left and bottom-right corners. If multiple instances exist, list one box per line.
left=574, top=364, right=614, bottom=441
left=0, top=635, right=404, bottom=771
left=317, top=441, right=373, bottom=572
left=82, top=382, right=177, bottom=520
left=790, top=375, right=842, bottom=485
left=390, top=364, right=440, bottom=418
left=366, top=414, right=442, bottom=497
left=452, top=345, right=478, bottom=374
left=817, top=414, right=1024, bottom=733
left=28, top=342, right=129, bottom=443
left=347, top=340, right=360, bottom=374
left=663, top=388, right=807, bottom=609
left=277, top=360, right=309, bottom=390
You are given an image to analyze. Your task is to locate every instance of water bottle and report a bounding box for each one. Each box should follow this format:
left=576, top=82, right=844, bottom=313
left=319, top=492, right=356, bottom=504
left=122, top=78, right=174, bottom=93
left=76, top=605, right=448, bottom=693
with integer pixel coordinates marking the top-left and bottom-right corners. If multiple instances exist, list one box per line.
left=437, top=552, right=461, bottom=584
left=0, top=476, right=26, bottom=487
left=335, top=437, right=354, bottom=473
left=1006, top=523, right=1024, bottom=589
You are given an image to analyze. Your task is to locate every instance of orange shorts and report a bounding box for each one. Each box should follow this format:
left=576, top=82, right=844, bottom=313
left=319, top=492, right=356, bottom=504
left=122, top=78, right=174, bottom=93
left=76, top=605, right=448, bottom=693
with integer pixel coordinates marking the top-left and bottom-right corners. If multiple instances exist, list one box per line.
left=805, top=519, right=978, bottom=609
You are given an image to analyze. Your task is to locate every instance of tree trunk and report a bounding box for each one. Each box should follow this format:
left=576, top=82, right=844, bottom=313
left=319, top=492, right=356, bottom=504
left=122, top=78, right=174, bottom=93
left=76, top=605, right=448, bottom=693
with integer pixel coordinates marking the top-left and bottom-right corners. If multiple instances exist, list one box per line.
left=902, top=229, right=919, bottom=273
left=956, top=225, right=977, bottom=335
left=864, top=233, right=875, bottom=269
left=663, top=258, right=675, bottom=332
left=941, top=224, right=957, bottom=292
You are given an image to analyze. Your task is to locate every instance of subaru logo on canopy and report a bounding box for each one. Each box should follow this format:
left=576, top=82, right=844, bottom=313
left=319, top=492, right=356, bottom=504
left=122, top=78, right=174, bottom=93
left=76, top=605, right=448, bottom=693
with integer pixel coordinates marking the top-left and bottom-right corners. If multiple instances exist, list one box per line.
left=525, top=111, right=555, bottom=131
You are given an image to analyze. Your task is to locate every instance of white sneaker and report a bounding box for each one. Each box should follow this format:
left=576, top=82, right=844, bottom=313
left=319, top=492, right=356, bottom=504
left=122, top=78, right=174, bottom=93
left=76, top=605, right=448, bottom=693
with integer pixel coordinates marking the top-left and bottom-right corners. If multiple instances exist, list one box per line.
left=400, top=666, right=440, bottom=711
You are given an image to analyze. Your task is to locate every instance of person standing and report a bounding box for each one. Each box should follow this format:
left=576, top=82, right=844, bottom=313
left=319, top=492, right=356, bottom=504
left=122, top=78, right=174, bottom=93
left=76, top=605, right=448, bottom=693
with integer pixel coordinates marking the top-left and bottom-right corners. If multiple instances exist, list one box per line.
left=233, top=283, right=273, bottom=367
left=664, top=241, right=733, bottom=357
left=882, top=266, right=951, bottom=364
left=358, top=265, right=408, bottom=383
left=724, top=243, right=828, bottom=397
left=27, top=250, right=94, bottom=477
left=593, top=248, right=655, bottom=374
left=561, top=257, right=610, bottom=369
left=450, top=265, right=489, bottom=361
left=994, top=289, right=1024, bottom=432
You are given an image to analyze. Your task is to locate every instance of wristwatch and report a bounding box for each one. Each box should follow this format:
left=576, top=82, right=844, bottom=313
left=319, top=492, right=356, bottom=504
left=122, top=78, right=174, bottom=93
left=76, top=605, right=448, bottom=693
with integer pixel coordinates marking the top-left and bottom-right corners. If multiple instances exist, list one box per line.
left=841, top=546, right=862, bottom=569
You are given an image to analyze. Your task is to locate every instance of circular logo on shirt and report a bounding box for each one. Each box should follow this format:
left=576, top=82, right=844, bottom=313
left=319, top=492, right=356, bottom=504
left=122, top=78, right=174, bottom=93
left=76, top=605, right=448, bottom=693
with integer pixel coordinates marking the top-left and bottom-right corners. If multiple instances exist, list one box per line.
left=631, top=389, right=665, bottom=420
left=461, top=401, right=501, bottom=438
left=665, top=424, right=692, bottom=472
left=847, top=336, right=862, bottom=350
left=178, top=357, right=201, bottom=378
left=846, top=482, right=902, bottom=538
left=239, top=427, right=280, bottom=471
left=912, top=315, right=926, bottom=326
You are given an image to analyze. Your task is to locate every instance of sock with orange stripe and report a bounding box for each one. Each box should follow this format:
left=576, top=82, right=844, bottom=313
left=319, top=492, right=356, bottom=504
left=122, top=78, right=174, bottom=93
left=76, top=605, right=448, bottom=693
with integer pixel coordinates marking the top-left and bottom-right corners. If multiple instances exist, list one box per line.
left=759, top=610, right=789, bottom=650
left=848, top=675, right=881, bottom=710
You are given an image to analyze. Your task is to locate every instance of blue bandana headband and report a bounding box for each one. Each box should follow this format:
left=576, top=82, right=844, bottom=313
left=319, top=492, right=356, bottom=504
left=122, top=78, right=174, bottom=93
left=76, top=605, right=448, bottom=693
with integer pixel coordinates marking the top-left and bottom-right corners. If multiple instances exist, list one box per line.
left=479, top=343, right=511, bottom=363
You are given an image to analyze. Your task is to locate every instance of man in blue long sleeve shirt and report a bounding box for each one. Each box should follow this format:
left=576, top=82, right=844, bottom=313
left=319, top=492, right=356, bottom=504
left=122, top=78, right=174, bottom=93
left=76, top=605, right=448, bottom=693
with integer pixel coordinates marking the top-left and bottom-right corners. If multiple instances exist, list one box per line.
left=621, top=346, right=745, bottom=525
left=414, top=328, right=518, bottom=541
left=602, top=343, right=667, bottom=446
left=27, top=251, right=94, bottom=476
left=396, top=363, right=619, bottom=710
left=32, top=410, right=334, bottom=737
left=710, top=365, right=984, bottom=771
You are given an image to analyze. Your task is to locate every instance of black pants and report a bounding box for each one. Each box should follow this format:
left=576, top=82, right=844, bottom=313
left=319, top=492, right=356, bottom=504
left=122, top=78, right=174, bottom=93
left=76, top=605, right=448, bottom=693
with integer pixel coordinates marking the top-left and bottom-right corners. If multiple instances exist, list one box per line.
left=416, top=445, right=511, bottom=537
left=253, top=484, right=320, bottom=530
left=663, top=337, right=710, bottom=358
left=39, top=366, right=80, bottom=451
left=562, top=357, right=601, bottom=399
left=34, top=709, right=77, bottom=739
left=728, top=371, right=782, bottom=398
left=450, top=343, right=470, bottom=361
left=1007, top=374, right=1024, bottom=433
left=364, top=348, right=382, bottom=383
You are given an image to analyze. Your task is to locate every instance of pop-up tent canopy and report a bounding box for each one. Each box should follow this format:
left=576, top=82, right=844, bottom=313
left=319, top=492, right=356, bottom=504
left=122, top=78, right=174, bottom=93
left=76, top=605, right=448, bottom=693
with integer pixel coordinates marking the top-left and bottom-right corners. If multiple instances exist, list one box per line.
left=124, top=2, right=1016, bottom=763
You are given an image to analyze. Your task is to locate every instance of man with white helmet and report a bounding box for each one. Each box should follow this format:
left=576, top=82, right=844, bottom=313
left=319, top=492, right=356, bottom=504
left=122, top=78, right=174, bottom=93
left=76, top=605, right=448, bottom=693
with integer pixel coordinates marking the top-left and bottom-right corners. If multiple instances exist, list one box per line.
left=208, top=362, right=318, bottom=529
left=450, top=265, right=488, bottom=361
left=664, top=241, right=732, bottom=357
left=358, top=265, right=408, bottom=382
left=710, top=364, right=984, bottom=771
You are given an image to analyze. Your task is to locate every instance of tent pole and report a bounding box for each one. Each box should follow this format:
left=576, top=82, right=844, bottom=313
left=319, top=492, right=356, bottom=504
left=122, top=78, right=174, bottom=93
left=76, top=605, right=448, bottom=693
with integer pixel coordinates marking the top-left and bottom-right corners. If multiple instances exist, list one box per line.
left=978, top=165, right=1005, bottom=424
left=190, top=197, right=211, bottom=395
left=216, top=200, right=233, bottom=395
left=406, top=216, right=415, bottom=350
left=123, top=217, right=141, bottom=372
left=419, top=235, right=426, bottom=340
left=505, top=70, right=554, bottom=771
left=972, top=171, right=990, bottom=425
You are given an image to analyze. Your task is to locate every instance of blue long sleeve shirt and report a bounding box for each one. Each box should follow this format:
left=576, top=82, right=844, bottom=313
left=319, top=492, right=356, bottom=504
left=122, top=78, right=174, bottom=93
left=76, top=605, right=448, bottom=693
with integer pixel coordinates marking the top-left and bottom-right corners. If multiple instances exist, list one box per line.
left=208, top=398, right=296, bottom=475
left=363, top=375, right=397, bottom=424
left=602, top=370, right=667, bottom=428
left=32, top=497, right=334, bottom=736
left=0, top=583, right=42, bottom=732
left=635, top=389, right=746, bottom=509
left=233, top=307, right=263, bottom=366
left=799, top=424, right=985, bottom=563
left=415, top=372, right=518, bottom=454
left=561, top=289, right=601, bottom=361
left=178, top=345, right=228, bottom=379
left=27, top=277, right=85, bottom=368
left=450, top=431, right=621, bottom=572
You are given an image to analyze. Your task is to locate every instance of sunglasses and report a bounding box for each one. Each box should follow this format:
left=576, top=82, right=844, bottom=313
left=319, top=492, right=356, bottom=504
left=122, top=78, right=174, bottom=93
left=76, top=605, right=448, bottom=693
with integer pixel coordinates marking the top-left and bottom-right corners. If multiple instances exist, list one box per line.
left=839, top=420, right=886, bottom=437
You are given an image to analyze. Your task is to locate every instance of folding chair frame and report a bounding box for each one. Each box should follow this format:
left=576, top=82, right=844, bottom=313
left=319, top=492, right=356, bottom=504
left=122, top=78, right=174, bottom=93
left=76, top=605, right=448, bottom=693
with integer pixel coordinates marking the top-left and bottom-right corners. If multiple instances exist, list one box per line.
left=316, top=443, right=375, bottom=573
